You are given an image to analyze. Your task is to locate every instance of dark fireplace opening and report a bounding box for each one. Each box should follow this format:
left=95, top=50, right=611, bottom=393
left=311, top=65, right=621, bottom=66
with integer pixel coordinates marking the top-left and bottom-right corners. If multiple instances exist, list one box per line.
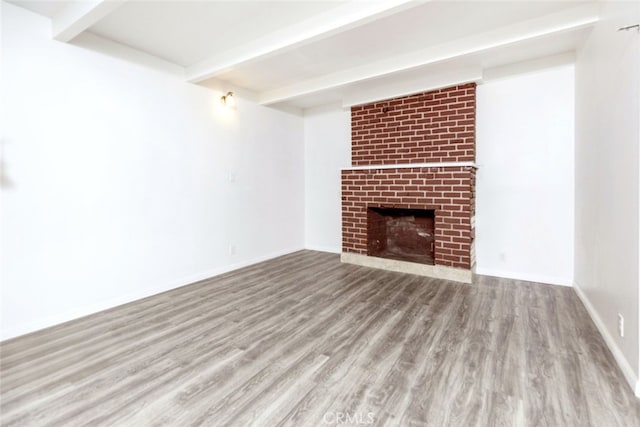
left=367, top=207, right=435, bottom=265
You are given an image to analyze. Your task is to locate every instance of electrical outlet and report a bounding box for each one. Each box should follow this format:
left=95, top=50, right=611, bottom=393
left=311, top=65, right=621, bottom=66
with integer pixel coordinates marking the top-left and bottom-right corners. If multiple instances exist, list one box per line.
left=229, top=245, right=236, bottom=256
left=618, top=313, right=624, bottom=338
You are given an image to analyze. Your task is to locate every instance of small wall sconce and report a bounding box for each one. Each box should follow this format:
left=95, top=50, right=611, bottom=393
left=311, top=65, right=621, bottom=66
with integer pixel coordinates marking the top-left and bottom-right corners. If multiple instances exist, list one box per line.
left=221, top=91, right=236, bottom=108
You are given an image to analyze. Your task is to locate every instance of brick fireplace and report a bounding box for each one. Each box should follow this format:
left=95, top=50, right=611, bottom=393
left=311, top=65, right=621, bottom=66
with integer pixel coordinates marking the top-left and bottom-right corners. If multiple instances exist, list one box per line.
left=341, top=83, right=477, bottom=283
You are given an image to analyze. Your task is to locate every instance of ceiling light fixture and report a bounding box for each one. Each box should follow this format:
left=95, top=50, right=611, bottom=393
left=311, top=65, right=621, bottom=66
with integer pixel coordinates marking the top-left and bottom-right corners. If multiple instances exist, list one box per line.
left=221, top=91, right=236, bottom=108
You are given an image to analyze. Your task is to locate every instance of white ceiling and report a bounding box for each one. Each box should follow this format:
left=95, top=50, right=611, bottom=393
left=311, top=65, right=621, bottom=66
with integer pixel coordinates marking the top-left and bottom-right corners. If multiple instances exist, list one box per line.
left=90, top=1, right=347, bottom=66
left=211, top=1, right=584, bottom=91
left=9, top=0, right=599, bottom=111
left=9, top=0, right=71, bottom=17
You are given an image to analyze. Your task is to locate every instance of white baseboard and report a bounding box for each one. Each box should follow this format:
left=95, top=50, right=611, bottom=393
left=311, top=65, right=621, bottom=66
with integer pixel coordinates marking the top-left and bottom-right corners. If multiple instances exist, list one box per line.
left=474, top=267, right=572, bottom=287
left=573, top=282, right=639, bottom=398
left=1, top=246, right=304, bottom=342
left=304, top=244, right=341, bottom=254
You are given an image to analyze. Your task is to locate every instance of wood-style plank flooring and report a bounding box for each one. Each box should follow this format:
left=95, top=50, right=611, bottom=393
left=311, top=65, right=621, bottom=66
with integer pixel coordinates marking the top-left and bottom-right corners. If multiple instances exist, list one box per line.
left=1, top=250, right=639, bottom=426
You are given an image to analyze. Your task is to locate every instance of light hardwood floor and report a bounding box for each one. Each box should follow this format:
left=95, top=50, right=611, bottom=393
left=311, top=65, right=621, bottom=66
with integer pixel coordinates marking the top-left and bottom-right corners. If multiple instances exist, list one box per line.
left=1, top=250, right=639, bottom=426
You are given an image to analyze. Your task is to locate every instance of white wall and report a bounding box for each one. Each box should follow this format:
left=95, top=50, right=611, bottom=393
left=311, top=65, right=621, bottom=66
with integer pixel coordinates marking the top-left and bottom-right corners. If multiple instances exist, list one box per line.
left=574, top=0, right=640, bottom=394
left=475, top=67, right=575, bottom=286
left=301, top=70, right=578, bottom=279
left=303, top=105, right=351, bottom=253
left=0, top=3, right=305, bottom=340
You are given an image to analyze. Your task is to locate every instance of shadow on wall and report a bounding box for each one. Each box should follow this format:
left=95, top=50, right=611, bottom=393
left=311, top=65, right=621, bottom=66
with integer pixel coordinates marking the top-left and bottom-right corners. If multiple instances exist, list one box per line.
left=0, top=138, right=15, bottom=189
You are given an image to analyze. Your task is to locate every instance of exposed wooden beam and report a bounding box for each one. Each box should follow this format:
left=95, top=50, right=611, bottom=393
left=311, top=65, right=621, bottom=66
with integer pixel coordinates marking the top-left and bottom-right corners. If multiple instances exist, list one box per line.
left=258, top=4, right=599, bottom=106
left=185, top=0, right=421, bottom=83
left=52, top=0, right=127, bottom=43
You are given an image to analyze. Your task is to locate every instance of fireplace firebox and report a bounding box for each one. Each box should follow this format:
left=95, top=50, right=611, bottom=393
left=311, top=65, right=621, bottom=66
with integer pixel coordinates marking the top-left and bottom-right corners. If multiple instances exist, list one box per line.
left=367, top=207, right=435, bottom=265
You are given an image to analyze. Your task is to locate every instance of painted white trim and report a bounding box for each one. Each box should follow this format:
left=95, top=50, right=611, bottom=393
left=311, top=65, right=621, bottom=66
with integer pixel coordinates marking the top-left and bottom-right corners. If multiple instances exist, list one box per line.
left=0, top=247, right=304, bottom=342
left=474, top=267, right=572, bottom=287
left=304, top=245, right=341, bottom=254
left=342, top=162, right=477, bottom=171
left=52, top=0, right=127, bottom=42
left=341, top=252, right=472, bottom=283
left=573, top=282, right=640, bottom=397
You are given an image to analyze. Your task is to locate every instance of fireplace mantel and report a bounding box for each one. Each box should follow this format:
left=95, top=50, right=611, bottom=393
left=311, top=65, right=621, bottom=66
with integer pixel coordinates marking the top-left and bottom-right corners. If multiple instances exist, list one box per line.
left=342, top=161, right=477, bottom=171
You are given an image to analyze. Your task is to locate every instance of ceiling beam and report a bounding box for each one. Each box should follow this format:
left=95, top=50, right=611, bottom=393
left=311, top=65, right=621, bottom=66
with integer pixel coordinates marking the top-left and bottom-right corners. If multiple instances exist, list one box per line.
left=341, top=67, right=484, bottom=108
left=185, top=0, right=421, bottom=83
left=259, top=4, right=599, bottom=106
left=482, top=52, right=576, bottom=83
left=52, top=0, right=127, bottom=43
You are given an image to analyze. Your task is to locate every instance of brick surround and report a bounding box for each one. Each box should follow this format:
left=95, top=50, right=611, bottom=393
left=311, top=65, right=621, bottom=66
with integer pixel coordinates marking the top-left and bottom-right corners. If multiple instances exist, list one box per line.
left=342, top=83, right=477, bottom=271
left=342, top=166, right=475, bottom=269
